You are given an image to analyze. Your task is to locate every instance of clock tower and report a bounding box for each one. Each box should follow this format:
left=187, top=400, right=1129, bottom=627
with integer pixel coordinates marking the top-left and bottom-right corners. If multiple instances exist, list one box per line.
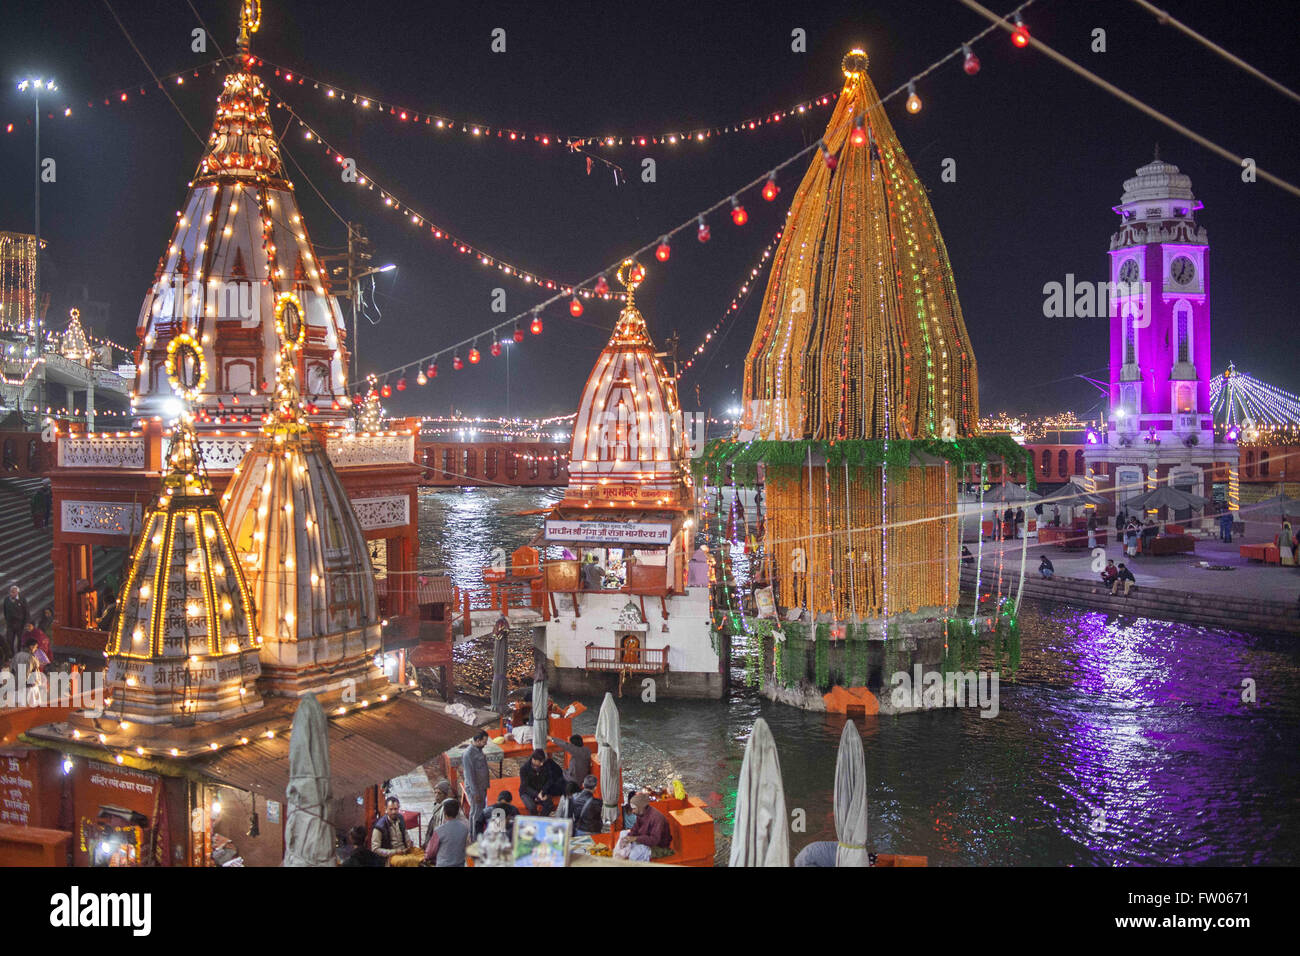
left=1086, top=156, right=1237, bottom=512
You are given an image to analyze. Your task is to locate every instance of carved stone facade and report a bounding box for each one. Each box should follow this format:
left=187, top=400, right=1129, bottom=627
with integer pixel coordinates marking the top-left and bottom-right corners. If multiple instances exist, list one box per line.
left=352, top=494, right=410, bottom=531
left=326, top=434, right=415, bottom=468
left=57, top=436, right=146, bottom=469
left=61, top=500, right=144, bottom=536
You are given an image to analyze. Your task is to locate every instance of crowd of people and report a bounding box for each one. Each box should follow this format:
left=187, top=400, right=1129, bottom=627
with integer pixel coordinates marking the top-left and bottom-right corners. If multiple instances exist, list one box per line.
left=340, top=728, right=677, bottom=866
left=2, top=583, right=54, bottom=700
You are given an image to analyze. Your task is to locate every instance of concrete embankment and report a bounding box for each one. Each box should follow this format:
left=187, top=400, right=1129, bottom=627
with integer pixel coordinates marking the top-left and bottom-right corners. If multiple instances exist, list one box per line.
left=962, top=566, right=1300, bottom=638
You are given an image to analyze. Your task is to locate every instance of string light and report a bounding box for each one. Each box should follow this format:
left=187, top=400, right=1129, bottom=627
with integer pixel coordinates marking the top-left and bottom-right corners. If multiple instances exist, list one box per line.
left=655, top=238, right=671, bottom=262
left=697, top=215, right=711, bottom=243
left=905, top=83, right=922, bottom=113
left=730, top=198, right=748, bottom=226
left=1012, top=13, right=1031, bottom=48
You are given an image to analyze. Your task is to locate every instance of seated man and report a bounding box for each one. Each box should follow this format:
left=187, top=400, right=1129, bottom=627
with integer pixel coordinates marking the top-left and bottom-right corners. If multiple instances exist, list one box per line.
left=518, top=749, right=566, bottom=816
left=1038, top=555, right=1054, bottom=579
left=1112, top=562, right=1136, bottom=596
left=624, top=792, right=673, bottom=862
left=370, top=796, right=416, bottom=860
left=490, top=790, right=521, bottom=836
left=961, top=546, right=974, bottom=567
left=1100, top=559, right=1118, bottom=589
left=341, top=825, right=385, bottom=867
left=568, top=774, right=604, bottom=835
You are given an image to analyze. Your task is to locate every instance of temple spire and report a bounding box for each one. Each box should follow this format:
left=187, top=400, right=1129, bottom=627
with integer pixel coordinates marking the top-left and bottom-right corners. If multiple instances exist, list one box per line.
left=237, top=0, right=262, bottom=56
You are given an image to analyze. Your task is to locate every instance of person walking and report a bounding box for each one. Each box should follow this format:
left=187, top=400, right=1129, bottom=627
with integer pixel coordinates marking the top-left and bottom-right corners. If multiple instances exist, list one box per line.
left=4, top=585, right=29, bottom=659
left=549, top=733, right=592, bottom=787
left=1015, top=507, right=1025, bottom=540
left=1086, top=511, right=1098, bottom=550
left=1219, top=509, right=1234, bottom=543
left=462, top=730, right=491, bottom=835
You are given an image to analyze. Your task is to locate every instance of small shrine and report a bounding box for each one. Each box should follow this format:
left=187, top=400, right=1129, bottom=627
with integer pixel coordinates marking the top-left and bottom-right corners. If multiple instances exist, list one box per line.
left=106, top=334, right=264, bottom=723
left=221, top=292, right=385, bottom=698
left=540, top=261, right=722, bottom=698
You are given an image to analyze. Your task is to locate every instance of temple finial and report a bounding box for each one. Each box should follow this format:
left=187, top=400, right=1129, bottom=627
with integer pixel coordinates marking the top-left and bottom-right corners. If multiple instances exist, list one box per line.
left=237, top=0, right=262, bottom=55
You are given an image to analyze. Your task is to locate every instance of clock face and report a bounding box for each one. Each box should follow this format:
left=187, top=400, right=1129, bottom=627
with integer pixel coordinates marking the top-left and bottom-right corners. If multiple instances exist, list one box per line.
left=1118, top=259, right=1140, bottom=285
left=1170, top=256, right=1196, bottom=284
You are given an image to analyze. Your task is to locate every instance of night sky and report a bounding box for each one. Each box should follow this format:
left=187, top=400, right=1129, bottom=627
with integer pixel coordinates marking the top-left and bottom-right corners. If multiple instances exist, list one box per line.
left=1, top=0, right=1296, bottom=422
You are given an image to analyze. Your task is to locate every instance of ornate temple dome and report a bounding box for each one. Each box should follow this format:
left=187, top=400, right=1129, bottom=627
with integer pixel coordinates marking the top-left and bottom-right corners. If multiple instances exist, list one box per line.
left=742, top=48, right=979, bottom=442
left=221, top=293, right=383, bottom=697
left=106, top=335, right=263, bottom=723
left=132, top=6, right=349, bottom=427
left=563, top=260, right=692, bottom=510
left=1120, top=157, right=1197, bottom=204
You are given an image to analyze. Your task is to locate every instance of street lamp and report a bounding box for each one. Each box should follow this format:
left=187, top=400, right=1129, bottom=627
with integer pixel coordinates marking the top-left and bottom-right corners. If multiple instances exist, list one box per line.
left=349, top=263, right=395, bottom=390
left=17, top=77, right=55, bottom=417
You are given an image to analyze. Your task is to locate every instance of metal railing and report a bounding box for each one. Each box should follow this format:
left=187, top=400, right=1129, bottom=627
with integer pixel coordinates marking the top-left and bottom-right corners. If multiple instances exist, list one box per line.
left=584, top=644, right=669, bottom=673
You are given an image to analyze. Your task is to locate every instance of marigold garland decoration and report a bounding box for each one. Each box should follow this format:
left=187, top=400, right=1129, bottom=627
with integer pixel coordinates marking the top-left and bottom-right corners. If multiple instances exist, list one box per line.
left=741, top=48, right=978, bottom=442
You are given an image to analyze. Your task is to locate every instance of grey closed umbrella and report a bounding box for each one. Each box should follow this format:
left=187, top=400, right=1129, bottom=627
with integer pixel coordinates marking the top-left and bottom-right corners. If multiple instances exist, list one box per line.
left=1244, top=493, right=1300, bottom=521
left=834, top=721, right=869, bottom=866
left=985, top=483, right=1041, bottom=503
left=596, top=692, right=621, bottom=827
left=282, top=693, right=336, bottom=867
left=729, top=717, right=789, bottom=867
left=490, top=622, right=508, bottom=714
left=531, top=673, right=549, bottom=751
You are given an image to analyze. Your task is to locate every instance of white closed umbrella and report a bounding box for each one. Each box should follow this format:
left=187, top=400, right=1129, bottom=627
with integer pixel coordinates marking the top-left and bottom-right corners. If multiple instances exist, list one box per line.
left=595, top=692, right=621, bottom=827
left=282, top=693, right=335, bottom=867
left=531, top=673, right=549, bottom=750
left=729, top=717, right=789, bottom=867
left=833, top=721, right=869, bottom=866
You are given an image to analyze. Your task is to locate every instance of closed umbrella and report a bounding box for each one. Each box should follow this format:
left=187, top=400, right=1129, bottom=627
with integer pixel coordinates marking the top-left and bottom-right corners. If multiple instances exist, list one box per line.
left=282, top=693, right=335, bottom=867
left=729, top=717, right=789, bottom=867
left=490, top=618, right=508, bottom=714
left=1049, top=485, right=1109, bottom=509
left=833, top=721, right=869, bottom=867
left=531, top=673, right=549, bottom=751
left=595, top=692, right=621, bottom=827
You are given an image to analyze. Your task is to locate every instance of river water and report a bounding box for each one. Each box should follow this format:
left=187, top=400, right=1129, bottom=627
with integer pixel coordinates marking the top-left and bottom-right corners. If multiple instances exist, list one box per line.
left=418, top=487, right=1300, bottom=866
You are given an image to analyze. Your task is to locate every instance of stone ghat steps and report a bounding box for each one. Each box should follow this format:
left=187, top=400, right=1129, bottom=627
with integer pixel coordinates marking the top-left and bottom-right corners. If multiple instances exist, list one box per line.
left=0, top=476, right=124, bottom=623
left=960, top=566, right=1300, bottom=638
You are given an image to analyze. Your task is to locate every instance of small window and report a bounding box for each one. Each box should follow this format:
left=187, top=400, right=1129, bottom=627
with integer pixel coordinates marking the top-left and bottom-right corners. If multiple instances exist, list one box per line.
left=1261, top=450, right=1270, bottom=476
left=1074, top=450, right=1085, bottom=475
left=1146, top=208, right=1162, bottom=218
left=1058, top=450, right=1068, bottom=477
left=1040, top=449, right=1051, bottom=475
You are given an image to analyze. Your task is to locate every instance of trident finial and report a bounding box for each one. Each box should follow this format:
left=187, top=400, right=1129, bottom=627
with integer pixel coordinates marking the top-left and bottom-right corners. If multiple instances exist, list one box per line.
left=237, top=0, right=262, bottom=55
left=616, top=258, right=646, bottom=311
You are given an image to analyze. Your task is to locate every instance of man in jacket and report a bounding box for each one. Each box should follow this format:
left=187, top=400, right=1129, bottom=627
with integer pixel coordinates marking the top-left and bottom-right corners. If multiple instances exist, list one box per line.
left=462, top=731, right=491, bottom=834
left=569, top=775, right=603, bottom=835
left=624, top=791, right=673, bottom=861
left=4, top=585, right=29, bottom=659
left=518, top=749, right=565, bottom=816
left=370, top=796, right=415, bottom=859
left=549, top=733, right=592, bottom=786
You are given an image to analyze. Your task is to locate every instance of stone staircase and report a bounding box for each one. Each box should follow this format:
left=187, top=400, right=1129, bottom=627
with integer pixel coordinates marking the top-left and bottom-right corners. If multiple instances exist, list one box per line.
left=0, top=476, right=126, bottom=622
left=962, top=565, right=1300, bottom=638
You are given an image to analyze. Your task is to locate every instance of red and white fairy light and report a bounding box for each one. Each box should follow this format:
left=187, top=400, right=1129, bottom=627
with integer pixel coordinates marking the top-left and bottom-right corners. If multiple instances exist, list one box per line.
left=253, top=56, right=837, bottom=150
left=274, top=101, right=629, bottom=302
left=342, top=3, right=1039, bottom=392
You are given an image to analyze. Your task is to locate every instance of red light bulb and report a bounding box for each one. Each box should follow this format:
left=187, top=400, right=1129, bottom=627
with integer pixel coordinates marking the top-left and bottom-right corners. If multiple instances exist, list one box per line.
left=822, top=146, right=838, bottom=170
left=697, top=216, right=710, bottom=243
left=850, top=117, right=867, bottom=146
left=731, top=201, right=747, bottom=226
left=453, top=354, right=464, bottom=371
left=380, top=384, right=392, bottom=398
left=593, top=275, right=609, bottom=296
left=468, top=346, right=481, bottom=364
left=530, top=314, right=543, bottom=335
left=569, top=297, right=583, bottom=317
left=396, top=377, right=407, bottom=391
left=762, top=177, right=779, bottom=201
left=428, top=362, right=438, bottom=378
left=655, top=240, right=671, bottom=262
left=513, top=325, right=524, bottom=343
left=491, top=341, right=502, bottom=357
left=962, top=46, right=981, bottom=74
left=1012, top=18, right=1030, bottom=47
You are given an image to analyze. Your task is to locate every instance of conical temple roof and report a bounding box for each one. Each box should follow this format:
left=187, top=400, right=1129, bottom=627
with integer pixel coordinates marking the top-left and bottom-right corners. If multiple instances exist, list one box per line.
left=742, top=48, right=979, bottom=442
left=132, top=9, right=350, bottom=427
left=564, top=261, right=692, bottom=509
left=107, top=338, right=263, bottom=724
left=221, top=304, right=382, bottom=697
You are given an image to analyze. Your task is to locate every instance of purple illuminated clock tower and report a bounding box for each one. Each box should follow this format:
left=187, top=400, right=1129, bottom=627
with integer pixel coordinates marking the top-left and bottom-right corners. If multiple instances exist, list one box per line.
left=1085, top=156, right=1238, bottom=512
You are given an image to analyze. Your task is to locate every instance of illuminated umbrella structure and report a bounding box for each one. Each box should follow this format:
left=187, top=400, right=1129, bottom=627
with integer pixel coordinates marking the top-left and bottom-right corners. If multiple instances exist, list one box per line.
left=1124, top=486, right=1210, bottom=514
left=983, top=483, right=1042, bottom=503
left=729, top=717, right=789, bottom=867
left=596, top=693, right=621, bottom=828
left=282, top=693, right=335, bottom=867
left=833, top=721, right=869, bottom=867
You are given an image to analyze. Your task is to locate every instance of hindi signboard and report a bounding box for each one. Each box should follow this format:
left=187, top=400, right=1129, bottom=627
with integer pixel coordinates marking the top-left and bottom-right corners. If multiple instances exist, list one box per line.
left=544, top=519, right=673, bottom=545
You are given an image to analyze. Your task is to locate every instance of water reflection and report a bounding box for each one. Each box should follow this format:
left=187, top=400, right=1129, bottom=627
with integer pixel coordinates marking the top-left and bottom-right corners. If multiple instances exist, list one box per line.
left=418, top=488, right=1300, bottom=865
